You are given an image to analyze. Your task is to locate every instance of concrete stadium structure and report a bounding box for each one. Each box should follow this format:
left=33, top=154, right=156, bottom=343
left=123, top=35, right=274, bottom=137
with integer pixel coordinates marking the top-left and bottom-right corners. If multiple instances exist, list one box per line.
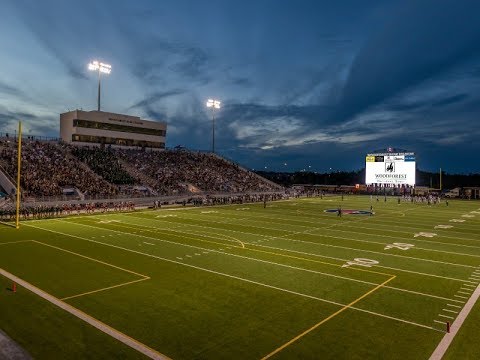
left=60, top=110, right=167, bottom=150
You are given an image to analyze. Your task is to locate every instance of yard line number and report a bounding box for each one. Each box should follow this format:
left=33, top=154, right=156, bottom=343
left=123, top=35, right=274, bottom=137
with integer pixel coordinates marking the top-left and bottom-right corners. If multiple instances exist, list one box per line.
left=342, top=258, right=379, bottom=268
left=384, top=243, right=415, bottom=251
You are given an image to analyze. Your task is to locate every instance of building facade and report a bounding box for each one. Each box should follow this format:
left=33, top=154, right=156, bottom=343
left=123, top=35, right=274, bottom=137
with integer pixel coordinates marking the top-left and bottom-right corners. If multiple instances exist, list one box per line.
left=60, top=110, right=167, bottom=149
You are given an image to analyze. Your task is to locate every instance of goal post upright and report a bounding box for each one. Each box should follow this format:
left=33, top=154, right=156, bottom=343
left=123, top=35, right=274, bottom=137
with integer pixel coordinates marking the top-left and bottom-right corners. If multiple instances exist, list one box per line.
left=16, top=121, right=22, bottom=229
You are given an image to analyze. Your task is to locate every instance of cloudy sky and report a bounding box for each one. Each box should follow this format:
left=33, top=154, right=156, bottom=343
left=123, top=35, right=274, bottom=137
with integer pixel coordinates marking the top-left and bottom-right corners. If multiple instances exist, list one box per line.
left=1, top=0, right=480, bottom=173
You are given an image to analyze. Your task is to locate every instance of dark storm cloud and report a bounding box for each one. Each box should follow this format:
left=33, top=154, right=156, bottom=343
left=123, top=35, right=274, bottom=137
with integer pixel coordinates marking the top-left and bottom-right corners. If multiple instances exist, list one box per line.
left=221, top=103, right=331, bottom=124
left=1, top=0, right=479, bottom=173
left=230, top=77, right=252, bottom=87
left=0, top=108, right=38, bottom=123
left=431, top=94, right=469, bottom=108
left=8, top=0, right=91, bottom=80
left=122, top=35, right=211, bottom=85
left=0, top=108, right=47, bottom=136
left=336, top=0, right=480, bottom=122
left=0, top=82, right=25, bottom=98
left=129, top=90, right=186, bottom=110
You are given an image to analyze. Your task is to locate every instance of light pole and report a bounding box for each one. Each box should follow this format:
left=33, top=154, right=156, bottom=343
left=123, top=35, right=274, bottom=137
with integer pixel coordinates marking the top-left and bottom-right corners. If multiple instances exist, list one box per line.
left=206, top=99, right=221, bottom=153
left=88, top=60, right=111, bottom=111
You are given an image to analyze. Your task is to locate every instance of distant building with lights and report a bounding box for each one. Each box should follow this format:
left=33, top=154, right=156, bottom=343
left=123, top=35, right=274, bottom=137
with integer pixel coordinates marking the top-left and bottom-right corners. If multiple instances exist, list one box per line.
left=60, top=110, right=167, bottom=149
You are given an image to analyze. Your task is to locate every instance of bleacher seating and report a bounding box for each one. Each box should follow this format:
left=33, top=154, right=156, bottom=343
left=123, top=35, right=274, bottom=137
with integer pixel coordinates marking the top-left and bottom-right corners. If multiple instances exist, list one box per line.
left=0, top=139, right=281, bottom=199
left=115, top=149, right=280, bottom=195
left=0, top=140, right=117, bottom=197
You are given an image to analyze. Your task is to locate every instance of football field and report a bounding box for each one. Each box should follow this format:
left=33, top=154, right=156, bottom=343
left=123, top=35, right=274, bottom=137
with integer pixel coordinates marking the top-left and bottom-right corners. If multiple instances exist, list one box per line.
left=1, top=195, right=480, bottom=359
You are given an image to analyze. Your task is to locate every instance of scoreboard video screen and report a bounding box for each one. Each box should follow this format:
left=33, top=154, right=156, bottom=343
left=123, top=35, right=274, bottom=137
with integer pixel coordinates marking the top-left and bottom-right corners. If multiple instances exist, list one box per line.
left=365, top=152, right=415, bottom=185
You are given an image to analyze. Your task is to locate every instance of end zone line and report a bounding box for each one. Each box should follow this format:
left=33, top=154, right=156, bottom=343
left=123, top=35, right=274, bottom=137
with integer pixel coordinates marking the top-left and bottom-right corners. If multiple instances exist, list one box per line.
left=429, top=284, right=480, bottom=360
left=61, top=277, right=150, bottom=301
left=261, top=275, right=396, bottom=360
left=0, top=268, right=169, bottom=360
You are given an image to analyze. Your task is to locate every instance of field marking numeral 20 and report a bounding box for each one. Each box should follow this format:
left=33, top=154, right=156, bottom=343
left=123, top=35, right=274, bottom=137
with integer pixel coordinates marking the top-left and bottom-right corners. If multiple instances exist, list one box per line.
left=342, top=258, right=379, bottom=268
left=384, top=243, right=415, bottom=251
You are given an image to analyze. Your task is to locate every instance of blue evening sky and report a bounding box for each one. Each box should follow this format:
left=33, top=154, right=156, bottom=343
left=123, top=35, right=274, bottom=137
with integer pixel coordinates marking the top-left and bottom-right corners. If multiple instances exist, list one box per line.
left=1, top=0, right=480, bottom=172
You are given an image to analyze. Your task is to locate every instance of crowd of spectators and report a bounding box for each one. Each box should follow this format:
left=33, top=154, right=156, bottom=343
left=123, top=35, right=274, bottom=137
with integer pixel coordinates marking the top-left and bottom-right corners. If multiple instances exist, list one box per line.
left=188, top=192, right=286, bottom=206
left=0, top=201, right=136, bottom=221
left=116, top=149, right=281, bottom=195
left=72, top=147, right=136, bottom=185
left=0, top=139, right=281, bottom=199
left=0, top=140, right=118, bottom=197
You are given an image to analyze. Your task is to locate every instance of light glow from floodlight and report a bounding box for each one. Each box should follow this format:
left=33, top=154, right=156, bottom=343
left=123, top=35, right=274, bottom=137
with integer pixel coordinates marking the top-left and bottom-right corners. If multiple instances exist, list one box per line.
left=206, top=99, right=221, bottom=109
left=88, top=60, right=112, bottom=74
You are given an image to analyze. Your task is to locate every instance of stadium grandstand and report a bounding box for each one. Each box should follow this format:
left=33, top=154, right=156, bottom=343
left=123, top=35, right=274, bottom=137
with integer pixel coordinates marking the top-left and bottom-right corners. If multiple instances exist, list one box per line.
left=0, top=126, right=283, bottom=219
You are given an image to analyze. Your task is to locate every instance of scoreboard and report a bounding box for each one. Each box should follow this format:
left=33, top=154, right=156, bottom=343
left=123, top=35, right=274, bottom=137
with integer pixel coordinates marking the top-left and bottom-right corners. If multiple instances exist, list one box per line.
left=365, top=152, right=415, bottom=186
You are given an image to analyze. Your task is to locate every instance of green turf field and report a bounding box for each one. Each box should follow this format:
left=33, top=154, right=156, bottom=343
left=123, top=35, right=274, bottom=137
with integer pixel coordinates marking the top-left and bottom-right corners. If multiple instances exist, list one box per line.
left=1, top=195, right=480, bottom=359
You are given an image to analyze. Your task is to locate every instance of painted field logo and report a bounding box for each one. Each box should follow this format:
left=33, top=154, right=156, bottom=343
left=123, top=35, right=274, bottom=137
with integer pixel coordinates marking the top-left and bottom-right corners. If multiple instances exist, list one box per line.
left=324, top=209, right=372, bottom=215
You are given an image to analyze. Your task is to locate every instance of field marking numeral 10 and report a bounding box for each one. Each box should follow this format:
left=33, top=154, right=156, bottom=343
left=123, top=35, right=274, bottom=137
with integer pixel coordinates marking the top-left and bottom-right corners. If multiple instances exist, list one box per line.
left=384, top=243, right=415, bottom=251
left=342, top=258, right=379, bottom=268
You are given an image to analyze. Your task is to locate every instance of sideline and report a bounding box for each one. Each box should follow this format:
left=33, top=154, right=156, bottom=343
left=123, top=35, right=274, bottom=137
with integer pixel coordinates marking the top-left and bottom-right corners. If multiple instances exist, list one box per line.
left=0, top=268, right=169, bottom=360
left=429, top=282, right=480, bottom=359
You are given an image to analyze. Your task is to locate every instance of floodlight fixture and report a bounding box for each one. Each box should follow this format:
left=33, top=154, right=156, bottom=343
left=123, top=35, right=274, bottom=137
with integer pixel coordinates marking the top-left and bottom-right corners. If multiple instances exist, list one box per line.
left=88, top=61, right=111, bottom=74
left=88, top=60, right=112, bottom=110
left=206, top=99, right=221, bottom=109
left=206, top=99, right=221, bottom=153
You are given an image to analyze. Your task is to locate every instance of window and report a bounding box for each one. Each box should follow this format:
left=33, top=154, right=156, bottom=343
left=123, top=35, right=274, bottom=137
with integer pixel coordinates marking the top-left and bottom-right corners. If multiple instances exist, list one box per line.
left=73, top=119, right=166, bottom=137
left=72, top=135, right=165, bottom=148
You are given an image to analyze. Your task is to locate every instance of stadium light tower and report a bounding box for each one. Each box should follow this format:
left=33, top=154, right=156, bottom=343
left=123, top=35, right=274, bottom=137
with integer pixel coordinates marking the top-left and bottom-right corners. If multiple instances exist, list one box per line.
left=206, top=99, right=221, bottom=153
left=88, top=60, right=111, bottom=111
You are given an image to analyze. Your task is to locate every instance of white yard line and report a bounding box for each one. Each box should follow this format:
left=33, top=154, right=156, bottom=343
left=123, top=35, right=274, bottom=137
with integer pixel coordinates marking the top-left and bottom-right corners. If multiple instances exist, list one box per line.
left=0, top=268, right=168, bottom=360
left=0, top=240, right=35, bottom=246
left=442, top=309, right=458, bottom=314
left=123, top=214, right=477, bottom=282
left=53, top=219, right=385, bottom=287
left=56, top=216, right=478, bottom=303
left=24, top=223, right=439, bottom=332
left=447, top=304, right=461, bottom=308
left=135, top=214, right=479, bottom=270
left=195, top=209, right=480, bottom=243
left=59, top=218, right=477, bottom=293
left=438, top=314, right=454, bottom=319
left=164, top=212, right=480, bottom=260
left=429, top=284, right=480, bottom=360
